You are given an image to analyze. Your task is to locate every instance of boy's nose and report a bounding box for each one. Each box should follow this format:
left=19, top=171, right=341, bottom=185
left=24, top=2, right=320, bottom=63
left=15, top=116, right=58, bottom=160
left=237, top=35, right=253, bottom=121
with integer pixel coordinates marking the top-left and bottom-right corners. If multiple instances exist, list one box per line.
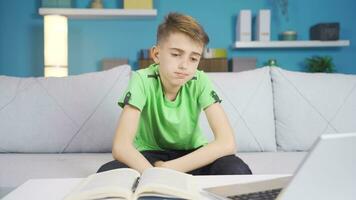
left=178, top=59, right=188, bottom=70
left=178, top=65, right=187, bottom=70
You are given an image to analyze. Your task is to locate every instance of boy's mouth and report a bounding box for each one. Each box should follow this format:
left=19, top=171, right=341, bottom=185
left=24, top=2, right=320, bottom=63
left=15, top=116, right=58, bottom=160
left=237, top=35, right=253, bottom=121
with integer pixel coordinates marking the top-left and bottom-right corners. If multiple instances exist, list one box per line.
left=174, top=72, right=189, bottom=79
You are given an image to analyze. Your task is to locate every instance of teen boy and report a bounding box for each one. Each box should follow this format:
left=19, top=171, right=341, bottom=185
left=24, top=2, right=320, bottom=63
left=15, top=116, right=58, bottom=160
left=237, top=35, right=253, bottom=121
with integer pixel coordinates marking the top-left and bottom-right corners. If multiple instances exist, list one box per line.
left=98, top=13, right=252, bottom=175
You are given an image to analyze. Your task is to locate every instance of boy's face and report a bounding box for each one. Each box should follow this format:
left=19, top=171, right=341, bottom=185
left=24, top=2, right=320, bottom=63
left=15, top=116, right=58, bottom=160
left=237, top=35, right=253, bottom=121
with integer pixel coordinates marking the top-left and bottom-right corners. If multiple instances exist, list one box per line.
left=151, top=32, right=204, bottom=89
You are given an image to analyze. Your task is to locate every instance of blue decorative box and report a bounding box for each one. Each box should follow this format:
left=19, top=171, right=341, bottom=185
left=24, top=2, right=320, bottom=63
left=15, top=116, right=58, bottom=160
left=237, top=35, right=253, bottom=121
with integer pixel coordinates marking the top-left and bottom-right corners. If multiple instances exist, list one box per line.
left=310, top=23, right=340, bottom=41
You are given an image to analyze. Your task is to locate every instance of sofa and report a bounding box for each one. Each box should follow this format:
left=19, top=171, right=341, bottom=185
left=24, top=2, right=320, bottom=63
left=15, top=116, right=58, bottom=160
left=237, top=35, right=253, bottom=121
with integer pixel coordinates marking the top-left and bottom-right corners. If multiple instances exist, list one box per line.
left=1, top=65, right=356, bottom=197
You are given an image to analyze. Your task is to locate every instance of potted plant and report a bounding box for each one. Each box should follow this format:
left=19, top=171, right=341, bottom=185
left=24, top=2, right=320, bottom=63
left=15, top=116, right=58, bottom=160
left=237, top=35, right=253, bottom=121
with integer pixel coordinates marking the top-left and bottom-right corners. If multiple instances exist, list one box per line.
left=305, top=56, right=335, bottom=73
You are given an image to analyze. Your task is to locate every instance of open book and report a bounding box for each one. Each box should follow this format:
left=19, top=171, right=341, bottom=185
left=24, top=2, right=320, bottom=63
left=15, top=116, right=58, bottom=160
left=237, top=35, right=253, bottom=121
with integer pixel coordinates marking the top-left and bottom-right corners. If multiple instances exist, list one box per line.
left=64, top=167, right=200, bottom=200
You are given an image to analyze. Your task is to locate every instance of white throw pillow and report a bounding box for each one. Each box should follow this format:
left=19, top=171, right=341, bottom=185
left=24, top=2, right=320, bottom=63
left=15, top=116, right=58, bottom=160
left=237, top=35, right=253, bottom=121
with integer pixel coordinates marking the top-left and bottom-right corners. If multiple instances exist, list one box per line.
left=271, top=67, right=356, bottom=151
left=200, top=67, right=277, bottom=152
left=0, top=65, right=131, bottom=153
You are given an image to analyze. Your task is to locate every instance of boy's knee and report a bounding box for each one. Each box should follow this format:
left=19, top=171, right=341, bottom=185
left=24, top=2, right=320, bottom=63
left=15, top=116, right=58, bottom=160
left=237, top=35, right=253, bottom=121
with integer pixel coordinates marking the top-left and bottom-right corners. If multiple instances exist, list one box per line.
left=209, top=155, right=252, bottom=175
left=97, top=160, right=128, bottom=173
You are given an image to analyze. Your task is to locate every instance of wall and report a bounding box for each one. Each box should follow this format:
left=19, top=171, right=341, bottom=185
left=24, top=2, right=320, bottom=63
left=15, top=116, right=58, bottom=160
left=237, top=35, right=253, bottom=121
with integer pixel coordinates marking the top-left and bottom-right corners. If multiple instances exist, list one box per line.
left=0, top=0, right=355, bottom=77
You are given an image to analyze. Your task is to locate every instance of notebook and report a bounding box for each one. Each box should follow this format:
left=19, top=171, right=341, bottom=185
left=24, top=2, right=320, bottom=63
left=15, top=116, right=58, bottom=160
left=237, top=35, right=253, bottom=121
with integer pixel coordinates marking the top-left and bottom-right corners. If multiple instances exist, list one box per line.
left=204, top=133, right=356, bottom=200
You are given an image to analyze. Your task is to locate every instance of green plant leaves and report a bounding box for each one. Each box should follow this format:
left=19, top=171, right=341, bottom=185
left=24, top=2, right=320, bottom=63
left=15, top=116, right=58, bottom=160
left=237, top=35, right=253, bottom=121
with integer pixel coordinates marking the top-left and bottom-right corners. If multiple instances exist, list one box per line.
left=305, top=56, right=335, bottom=73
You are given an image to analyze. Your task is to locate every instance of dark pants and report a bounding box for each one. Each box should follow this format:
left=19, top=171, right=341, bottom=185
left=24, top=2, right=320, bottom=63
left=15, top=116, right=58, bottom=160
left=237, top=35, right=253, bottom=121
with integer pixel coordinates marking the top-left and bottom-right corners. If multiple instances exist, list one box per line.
left=97, top=149, right=252, bottom=175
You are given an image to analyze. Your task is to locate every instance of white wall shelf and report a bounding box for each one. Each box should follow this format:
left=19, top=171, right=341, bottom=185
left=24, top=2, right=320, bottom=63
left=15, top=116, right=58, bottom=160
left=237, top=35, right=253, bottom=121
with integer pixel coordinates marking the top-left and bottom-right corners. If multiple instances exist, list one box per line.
left=233, top=40, right=350, bottom=49
left=38, top=8, right=157, bottom=19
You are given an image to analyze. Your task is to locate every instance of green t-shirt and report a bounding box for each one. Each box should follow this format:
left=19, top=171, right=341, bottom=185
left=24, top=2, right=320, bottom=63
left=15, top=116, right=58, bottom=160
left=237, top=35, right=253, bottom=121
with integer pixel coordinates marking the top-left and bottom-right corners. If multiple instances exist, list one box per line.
left=118, top=64, right=222, bottom=151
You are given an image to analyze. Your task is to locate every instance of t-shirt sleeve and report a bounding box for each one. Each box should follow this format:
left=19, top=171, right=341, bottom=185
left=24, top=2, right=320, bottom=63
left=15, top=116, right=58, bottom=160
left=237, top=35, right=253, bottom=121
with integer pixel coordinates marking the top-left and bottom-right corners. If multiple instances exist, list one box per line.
left=197, top=72, right=222, bottom=110
left=118, top=71, right=147, bottom=111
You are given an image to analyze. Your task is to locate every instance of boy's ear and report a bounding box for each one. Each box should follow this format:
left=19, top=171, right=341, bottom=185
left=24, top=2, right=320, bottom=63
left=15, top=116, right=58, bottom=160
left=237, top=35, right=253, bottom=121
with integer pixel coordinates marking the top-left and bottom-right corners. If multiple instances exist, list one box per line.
left=151, top=46, right=160, bottom=64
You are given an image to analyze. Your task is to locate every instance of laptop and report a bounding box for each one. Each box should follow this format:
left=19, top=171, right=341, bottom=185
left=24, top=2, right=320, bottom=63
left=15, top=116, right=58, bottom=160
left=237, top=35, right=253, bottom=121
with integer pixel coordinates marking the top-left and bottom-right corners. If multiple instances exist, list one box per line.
left=204, top=133, right=356, bottom=200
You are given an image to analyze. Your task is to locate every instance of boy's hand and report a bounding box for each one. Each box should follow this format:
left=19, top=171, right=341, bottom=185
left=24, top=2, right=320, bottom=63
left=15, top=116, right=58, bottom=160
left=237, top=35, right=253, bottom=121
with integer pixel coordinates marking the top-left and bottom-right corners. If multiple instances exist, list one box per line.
left=154, top=160, right=165, bottom=167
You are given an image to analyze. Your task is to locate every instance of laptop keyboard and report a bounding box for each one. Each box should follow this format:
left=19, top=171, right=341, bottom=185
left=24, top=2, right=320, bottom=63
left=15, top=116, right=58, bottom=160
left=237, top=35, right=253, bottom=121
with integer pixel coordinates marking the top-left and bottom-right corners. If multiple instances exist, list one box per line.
left=227, top=188, right=282, bottom=200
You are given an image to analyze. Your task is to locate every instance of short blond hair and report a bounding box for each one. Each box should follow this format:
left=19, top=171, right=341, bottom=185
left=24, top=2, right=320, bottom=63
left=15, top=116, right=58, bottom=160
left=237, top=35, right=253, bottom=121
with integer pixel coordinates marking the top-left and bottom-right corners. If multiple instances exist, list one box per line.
left=157, top=12, right=209, bottom=46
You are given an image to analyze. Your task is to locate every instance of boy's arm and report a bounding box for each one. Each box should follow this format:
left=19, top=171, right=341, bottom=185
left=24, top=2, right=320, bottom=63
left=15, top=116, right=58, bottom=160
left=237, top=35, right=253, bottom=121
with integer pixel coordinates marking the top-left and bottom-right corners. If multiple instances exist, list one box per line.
left=157, top=103, right=236, bottom=172
left=112, top=104, right=153, bottom=173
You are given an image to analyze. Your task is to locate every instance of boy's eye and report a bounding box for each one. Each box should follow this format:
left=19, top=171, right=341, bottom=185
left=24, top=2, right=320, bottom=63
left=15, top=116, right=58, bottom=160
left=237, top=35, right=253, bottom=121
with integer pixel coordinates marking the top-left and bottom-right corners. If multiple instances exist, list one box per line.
left=171, top=53, right=180, bottom=57
left=190, top=57, right=198, bottom=62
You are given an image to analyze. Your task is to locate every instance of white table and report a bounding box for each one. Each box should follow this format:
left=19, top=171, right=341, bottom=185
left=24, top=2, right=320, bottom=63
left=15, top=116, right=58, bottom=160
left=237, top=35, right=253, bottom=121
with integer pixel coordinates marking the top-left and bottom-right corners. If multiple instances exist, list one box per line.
left=3, top=174, right=290, bottom=200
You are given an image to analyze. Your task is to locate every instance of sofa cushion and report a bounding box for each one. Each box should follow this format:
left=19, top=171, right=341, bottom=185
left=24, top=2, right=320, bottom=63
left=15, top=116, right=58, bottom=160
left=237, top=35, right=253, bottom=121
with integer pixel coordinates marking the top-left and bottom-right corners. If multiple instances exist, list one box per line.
left=0, top=65, right=131, bottom=153
left=0, top=153, right=113, bottom=194
left=200, top=67, right=276, bottom=152
left=237, top=152, right=306, bottom=175
left=271, top=67, right=356, bottom=151
left=0, top=152, right=306, bottom=197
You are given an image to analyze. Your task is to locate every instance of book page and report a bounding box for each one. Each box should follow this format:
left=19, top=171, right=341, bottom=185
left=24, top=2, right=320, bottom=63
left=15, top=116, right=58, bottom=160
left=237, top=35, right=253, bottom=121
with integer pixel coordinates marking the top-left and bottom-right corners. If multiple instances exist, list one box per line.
left=134, top=168, right=199, bottom=200
left=65, top=168, right=140, bottom=200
